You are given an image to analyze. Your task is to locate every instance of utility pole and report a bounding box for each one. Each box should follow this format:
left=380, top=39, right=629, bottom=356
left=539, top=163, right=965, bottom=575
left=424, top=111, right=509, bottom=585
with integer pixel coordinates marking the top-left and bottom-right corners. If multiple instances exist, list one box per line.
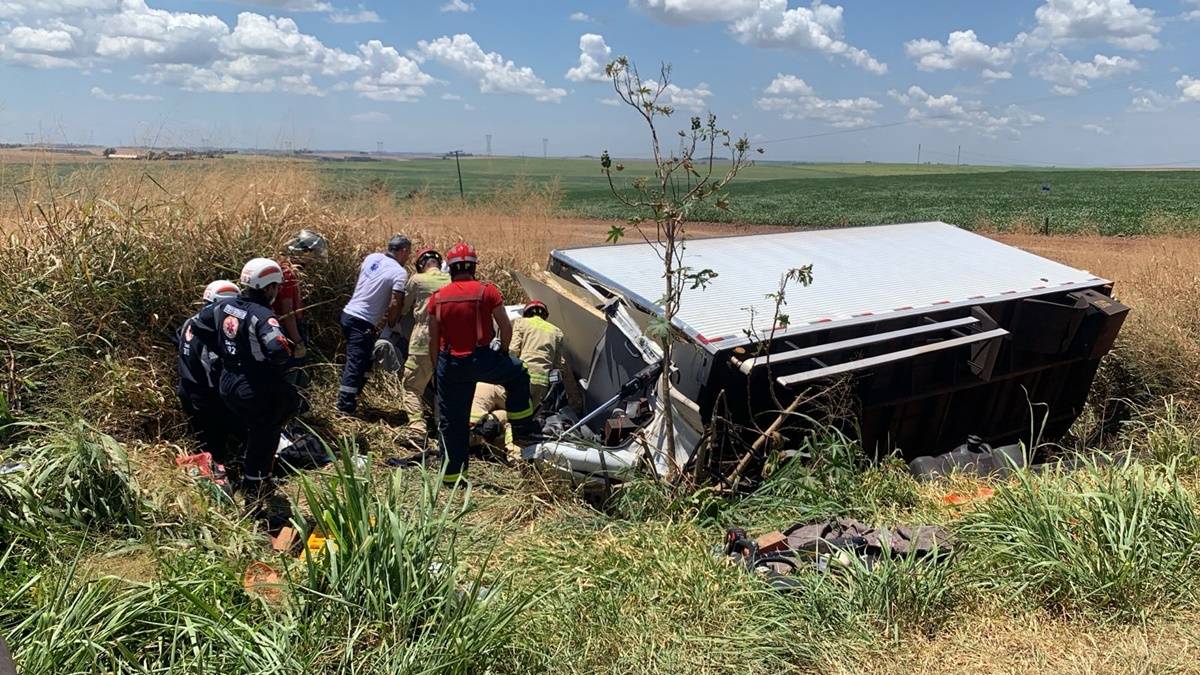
left=956, top=144, right=962, bottom=166
left=916, top=143, right=922, bottom=165
left=542, top=137, right=548, bottom=159
left=451, top=149, right=465, bottom=202
left=485, top=134, right=492, bottom=156
left=376, top=140, right=383, bottom=155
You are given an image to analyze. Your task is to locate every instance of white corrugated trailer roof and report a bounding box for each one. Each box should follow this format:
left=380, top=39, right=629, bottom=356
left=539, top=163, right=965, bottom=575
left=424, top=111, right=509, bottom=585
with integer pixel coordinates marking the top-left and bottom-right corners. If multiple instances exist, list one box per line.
left=552, top=221, right=1109, bottom=354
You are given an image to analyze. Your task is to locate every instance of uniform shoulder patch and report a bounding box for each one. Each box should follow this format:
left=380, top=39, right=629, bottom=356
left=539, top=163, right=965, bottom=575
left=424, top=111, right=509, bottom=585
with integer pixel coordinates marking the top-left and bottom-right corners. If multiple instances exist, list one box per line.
left=222, top=315, right=240, bottom=338
left=267, top=317, right=280, bottom=328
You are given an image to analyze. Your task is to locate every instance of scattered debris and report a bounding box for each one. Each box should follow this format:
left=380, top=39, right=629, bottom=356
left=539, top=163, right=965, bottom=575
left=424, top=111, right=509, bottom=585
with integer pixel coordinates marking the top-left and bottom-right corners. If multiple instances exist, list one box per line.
left=174, top=452, right=232, bottom=500
left=941, top=486, right=996, bottom=507
left=241, top=561, right=284, bottom=604
left=909, top=436, right=1026, bottom=480
left=0, top=461, right=25, bottom=475
left=272, top=526, right=301, bottom=554
left=721, top=519, right=954, bottom=588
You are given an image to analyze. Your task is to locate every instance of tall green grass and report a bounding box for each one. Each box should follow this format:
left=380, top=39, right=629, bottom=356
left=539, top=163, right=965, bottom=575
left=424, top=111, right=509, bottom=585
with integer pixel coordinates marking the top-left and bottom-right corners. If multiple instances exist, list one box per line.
left=960, top=457, right=1200, bottom=620
left=292, top=451, right=530, bottom=672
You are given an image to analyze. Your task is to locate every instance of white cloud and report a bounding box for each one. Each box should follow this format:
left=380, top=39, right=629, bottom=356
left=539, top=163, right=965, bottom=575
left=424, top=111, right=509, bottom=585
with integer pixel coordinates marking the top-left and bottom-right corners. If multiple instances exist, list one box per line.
left=764, top=73, right=813, bottom=95
left=630, top=0, right=758, bottom=24
left=1029, top=0, right=1160, bottom=51
left=756, top=74, right=879, bottom=128
left=565, top=33, right=610, bottom=82
left=0, top=0, right=438, bottom=102
left=1031, top=52, right=1138, bottom=95
left=463, top=103, right=475, bottom=110
left=631, top=0, right=883, bottom=73
left=94, top=1, right=229, bottom=64
left=904, top=30, right=1013, bottom=79
left=415, top=33, right=566, bottom=102
left=440, top=0, right=475, bottom=12
left=352, top=39, right=435, bottom=101
left=90, top=85, right=160, bottom=101
left=728, top=0, right=886, bottom=74
left=0, top=24, right=82, bottom=67
left=221, top=13, right=358, bottom=75
left=1129, top=85, right=1170, bottom=112
left=441, top=92, right=462, bottom=100
left=569, top=11, right=593, bottom=22
left=7, top=25, right=76, bottom=53
left=235, top=0, right=334, bottom=11
left=350, top=110, right=390, bottom=123
left=889, top=85, right=1045, bottom=137
left=1082, top=122, right=1111, bottom=135
left=598, top=97, right=620, bottom=106
left=645, top=79, right=712, bottom=111
left=329, top=7, right=381, bottom=24
left=1179, top=75, right=1200, bottom=102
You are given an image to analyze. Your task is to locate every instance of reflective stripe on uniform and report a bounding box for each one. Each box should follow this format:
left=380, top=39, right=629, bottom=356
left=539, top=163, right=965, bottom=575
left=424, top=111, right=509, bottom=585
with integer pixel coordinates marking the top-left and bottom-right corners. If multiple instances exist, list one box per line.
left=442, top=472, right=462, bottom=484
left=339, top=384, right=359, bottom=394
left=248, top=315, right=266, bottom=362
left=507, top=403, right=533, bottom=421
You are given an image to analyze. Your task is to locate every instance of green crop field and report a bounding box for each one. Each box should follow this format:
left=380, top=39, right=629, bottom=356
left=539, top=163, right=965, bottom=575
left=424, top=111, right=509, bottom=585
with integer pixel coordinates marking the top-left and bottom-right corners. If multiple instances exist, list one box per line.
left=320, top=157, right=1200, bottom=235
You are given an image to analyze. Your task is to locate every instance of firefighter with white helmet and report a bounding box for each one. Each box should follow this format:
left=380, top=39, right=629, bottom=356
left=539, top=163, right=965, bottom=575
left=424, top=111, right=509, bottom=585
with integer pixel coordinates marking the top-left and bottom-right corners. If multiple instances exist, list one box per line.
left=191, top=258, right=299, bottom=529
left=176, top=280, right=239, bottom=458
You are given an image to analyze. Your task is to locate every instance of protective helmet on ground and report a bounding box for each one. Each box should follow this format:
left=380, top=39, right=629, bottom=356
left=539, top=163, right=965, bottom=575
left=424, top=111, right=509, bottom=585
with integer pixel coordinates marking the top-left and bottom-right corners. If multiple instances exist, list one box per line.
left=446, top=241, right=477, bottom=273
left=202, top=279, right=239, bottom=303
left=285, top=229, right=328, bottom=258
left=523, top=300, right=549, bottom=319
left=414, top=247, right=442, bottom=270
left=239, top=257, right=284, bottom=290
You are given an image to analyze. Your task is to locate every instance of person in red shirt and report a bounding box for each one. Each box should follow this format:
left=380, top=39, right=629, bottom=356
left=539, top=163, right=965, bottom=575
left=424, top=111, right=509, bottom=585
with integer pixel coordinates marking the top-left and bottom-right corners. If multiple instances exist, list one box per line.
left=276, top=229, right=327, bottom=386
left=427, top=242, right=539, bottom=484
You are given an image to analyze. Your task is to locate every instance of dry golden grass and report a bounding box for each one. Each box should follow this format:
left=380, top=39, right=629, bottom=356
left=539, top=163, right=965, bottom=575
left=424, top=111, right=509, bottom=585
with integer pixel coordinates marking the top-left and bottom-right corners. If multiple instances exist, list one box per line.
left=839, top=608, right=1200, bottom=675
left=995, top=233, right=1200, bottom=399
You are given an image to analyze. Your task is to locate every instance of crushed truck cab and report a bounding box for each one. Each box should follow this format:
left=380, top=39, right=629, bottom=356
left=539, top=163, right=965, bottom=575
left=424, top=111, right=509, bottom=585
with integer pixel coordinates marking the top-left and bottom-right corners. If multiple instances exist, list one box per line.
left=517, top=222, right=1128, bottom=484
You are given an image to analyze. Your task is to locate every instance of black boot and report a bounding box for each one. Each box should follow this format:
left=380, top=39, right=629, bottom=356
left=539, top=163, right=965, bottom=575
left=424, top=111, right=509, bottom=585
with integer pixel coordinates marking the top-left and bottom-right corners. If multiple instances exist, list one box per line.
left=509, top=418, right=546, bottom=449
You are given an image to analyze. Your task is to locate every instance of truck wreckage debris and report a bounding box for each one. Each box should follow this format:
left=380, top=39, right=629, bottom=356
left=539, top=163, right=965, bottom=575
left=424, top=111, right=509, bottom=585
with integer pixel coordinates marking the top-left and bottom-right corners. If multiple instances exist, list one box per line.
left=517, top=222, right=1129, bottom=486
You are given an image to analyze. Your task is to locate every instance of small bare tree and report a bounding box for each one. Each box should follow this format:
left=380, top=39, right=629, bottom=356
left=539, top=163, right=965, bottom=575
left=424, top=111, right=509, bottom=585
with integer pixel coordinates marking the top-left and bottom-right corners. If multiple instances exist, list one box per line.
left=599, top=57, right=758, bottom=478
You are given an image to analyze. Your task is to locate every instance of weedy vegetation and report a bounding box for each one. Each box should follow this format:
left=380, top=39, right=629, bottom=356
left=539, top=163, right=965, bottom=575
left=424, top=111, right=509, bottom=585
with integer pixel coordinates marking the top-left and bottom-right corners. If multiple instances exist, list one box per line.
left=1, top=156, right=1200, bottom=673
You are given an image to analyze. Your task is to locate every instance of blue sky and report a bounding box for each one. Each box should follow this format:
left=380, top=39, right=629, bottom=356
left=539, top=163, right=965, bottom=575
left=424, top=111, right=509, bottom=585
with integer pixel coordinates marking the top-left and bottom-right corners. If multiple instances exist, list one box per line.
left=0, top=0, right=1197, bottom=165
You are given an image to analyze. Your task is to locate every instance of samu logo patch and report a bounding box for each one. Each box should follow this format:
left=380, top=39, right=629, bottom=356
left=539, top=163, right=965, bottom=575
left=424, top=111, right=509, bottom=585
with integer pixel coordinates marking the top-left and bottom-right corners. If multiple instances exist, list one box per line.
left=222, top=315, right=240, bottom=338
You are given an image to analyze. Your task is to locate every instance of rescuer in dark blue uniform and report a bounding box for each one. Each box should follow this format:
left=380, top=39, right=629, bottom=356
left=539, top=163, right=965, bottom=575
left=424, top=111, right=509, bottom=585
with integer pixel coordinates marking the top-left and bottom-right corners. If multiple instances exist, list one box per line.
left=192, top=257, right=299, bottom=526
left=176, top=279, right=239, bottom=460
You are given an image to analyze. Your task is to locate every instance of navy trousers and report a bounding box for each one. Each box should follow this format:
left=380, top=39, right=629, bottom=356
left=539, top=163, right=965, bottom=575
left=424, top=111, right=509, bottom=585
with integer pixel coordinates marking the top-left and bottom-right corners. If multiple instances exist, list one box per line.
left=436, top=347, right=533, bottom=481
left=338, top=312, right=376, bottom=408
left=178, top=387, right=237, bottom=463
left=220, top=375, right=300, bottom=482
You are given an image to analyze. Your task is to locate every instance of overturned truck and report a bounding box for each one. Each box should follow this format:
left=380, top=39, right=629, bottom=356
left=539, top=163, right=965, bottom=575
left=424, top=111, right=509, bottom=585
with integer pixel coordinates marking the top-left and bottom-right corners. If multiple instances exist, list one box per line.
left=518, top=221, right=1129, bottom=485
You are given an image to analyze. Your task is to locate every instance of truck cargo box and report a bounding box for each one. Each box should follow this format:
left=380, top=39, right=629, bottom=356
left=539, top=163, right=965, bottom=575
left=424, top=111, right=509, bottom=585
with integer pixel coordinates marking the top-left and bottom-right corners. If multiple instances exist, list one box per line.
left=523, top=221, right=1128, bottom=481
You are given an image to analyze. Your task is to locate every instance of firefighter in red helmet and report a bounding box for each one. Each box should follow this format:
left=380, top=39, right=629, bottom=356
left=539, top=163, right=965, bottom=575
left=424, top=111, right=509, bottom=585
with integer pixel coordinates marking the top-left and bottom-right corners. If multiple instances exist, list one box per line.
left=426, top=242, right=540, bottom=484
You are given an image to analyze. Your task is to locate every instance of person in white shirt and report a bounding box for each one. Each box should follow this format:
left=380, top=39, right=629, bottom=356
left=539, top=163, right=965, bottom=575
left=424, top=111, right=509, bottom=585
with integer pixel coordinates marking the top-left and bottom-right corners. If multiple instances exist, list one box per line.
left=337, top=234, right=411, bottom=414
